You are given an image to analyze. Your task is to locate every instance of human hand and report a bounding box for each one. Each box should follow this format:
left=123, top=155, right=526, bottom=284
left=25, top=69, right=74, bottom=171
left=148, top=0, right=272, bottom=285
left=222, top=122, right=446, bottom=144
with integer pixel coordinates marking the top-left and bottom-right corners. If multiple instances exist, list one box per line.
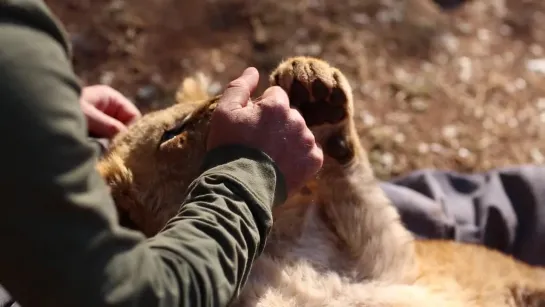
left=207, top=67, right=323, bottom=193
left=80, top=85, right=142, bottom=139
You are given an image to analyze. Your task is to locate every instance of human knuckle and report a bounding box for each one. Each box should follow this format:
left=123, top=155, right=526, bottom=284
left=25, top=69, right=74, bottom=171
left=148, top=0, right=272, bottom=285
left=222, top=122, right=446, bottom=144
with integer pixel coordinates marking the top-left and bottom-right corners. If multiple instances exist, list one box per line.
left=228, top=79, right=246, bottom=88
left=262, top=100, right=288, bottom=116
left=268, top=85, right=288, bottom=98
left=308, top=149, right=324, bottom=168
left=105, top=123, right=121, bottom=134
left=294, top=125, right=310, bottom=139
left=289, top=111, right=308, bottom=130
left=305, top=131, right=317, bottom=144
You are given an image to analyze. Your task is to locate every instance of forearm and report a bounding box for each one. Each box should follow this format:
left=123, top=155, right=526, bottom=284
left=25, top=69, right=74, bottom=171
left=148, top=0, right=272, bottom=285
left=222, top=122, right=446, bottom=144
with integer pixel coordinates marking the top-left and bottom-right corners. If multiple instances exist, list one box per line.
left=144, top=146, right=285, bottom=306
left=0, top=1, right=285, bottom=306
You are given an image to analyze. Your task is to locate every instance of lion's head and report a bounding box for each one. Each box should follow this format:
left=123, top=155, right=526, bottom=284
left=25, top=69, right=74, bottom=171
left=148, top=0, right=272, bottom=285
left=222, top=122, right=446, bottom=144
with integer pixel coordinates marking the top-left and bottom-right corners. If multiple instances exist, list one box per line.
left=97, top=77, right=219, bottom=236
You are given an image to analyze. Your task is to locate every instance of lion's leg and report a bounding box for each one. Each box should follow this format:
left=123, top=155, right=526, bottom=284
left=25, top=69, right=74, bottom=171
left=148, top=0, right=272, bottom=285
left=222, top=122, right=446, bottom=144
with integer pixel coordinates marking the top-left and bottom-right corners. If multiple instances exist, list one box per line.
left=270, top=57, right=416, bottom=282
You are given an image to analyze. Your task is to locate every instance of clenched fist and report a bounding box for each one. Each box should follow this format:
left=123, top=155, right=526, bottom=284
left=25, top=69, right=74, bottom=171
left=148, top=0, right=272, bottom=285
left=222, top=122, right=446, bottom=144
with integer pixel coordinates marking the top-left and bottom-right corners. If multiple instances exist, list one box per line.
left=207, top=67, right=323, bottom=193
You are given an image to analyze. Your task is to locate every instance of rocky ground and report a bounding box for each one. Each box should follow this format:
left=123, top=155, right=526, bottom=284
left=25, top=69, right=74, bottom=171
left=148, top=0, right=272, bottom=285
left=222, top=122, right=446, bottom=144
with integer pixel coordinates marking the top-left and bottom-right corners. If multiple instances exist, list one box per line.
left=45, top=0, right=545, bottom=180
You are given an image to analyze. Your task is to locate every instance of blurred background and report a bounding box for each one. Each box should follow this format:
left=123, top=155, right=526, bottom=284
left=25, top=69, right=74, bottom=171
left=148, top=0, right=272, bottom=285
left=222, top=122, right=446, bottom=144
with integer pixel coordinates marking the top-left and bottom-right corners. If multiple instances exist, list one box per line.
left=45, top=0, right=545, bottom=180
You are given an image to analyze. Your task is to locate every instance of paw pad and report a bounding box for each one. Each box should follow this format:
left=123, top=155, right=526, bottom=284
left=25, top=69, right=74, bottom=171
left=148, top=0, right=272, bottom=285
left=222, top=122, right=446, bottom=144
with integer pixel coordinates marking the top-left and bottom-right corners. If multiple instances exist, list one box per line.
left=271, top=58, right=352, bottom=127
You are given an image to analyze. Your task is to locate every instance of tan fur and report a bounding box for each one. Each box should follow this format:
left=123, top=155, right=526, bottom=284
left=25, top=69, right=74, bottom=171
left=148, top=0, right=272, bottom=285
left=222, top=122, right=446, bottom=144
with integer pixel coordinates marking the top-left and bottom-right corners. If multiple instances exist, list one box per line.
left=97, top=57, right=545, bottom=306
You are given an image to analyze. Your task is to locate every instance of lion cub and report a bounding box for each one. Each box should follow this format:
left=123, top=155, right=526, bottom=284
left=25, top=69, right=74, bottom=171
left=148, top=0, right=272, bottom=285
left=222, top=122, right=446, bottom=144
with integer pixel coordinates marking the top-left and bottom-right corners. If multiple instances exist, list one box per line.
left=98, top=57, right=545, bottom=306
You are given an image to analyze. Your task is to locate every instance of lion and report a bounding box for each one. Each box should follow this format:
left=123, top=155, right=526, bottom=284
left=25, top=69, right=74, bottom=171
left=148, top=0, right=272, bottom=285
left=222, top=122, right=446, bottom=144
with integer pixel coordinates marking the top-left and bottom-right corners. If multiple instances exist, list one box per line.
left=97, top=56, right=545, bottom=306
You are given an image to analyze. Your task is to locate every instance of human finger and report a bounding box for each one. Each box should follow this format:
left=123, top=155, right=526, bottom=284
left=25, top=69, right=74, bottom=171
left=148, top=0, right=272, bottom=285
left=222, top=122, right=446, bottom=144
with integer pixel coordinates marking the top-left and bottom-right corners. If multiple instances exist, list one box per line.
left=104, top=90, right=141, bottom=125
left=82, top=102, right=127, bottom=139
left=83, top=85, right=142, bottom=125
left=307, top=144, right=324, bottom=175
left=257, top=85, right=290, bottom=111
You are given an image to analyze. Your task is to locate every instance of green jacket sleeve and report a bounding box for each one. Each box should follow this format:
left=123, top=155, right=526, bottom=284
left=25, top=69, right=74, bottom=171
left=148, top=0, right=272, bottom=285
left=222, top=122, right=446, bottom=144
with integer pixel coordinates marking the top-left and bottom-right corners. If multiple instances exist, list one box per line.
left=0, top=1, right=286, bottom=307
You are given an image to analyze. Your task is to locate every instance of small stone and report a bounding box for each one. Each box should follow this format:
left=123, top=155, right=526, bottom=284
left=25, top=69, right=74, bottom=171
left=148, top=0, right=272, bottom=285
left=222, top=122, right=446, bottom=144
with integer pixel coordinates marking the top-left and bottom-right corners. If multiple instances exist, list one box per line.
left=477, top=28, right=491, bottom=42
left=491, top=0, right=507, bottom=17
left=386, top=112, right=411, bottom=124
left=394, top=68, right=410, bottom=82
left=478, top=137, right=492, bottom=149
left=376, top=57, right=387, bottom=68
left=360, top=112, right=376, bottom=127
left=483, top=118, right=495, bottom=130
left=442, top=125, right=458, bottom=139
left=151, top=73, right=164, bottom=84
left=526, top=58, right=545, bottom=74
left=208, top=81, right=222, bottom=96
left=530, top=44, right=543, bottom=56
left=507, top=117, right=518, bottom=128
left=436, top=53, right=449, bottom=66
left=536, top=98, right=545, bottom=110
left=307, top=43, right=322, bottom=56
left=126, top=28, right=137, bottom=39
left=458, top=57, right=472, bottom=82
left=499, top=24, right=512, bottom=37
left=418, top=143, right=429, bottom=154
left=513, top=78, right=527, bottom=90
left=540, top=113, right=545, bottom=123
left=458, top=147, right=471, bottom=158
left=70, top=33, right=98, bottom=56
left=369, top=126, right=396, bottom=142
left=380, top=152, right=395, bottom=168
left=352, top=13, right=370, bottom=25
left=99, top=71, right=115, bottom=85
left=376, top=10, right=392, bottom=24
left=473, top=107, right=484, bottom=119
left=410, top=99, right=429, bottom=112
left=430, top=143, right=444, bottom=153
left=108, top=0, right=125, bottom=12
left=531, top=148, right=545, bottom=163
left=394, top=133, right=406, bottom=144
left=295, top=28, right=309, bottom=39
left=504, top=51, right=515, bottom=63
left=136, top=84, right=158, bottom=102
left=421, top=61, right=434, bottom=72
left=456, top=22, right=473, bottom=34
left=439, top=32, right=459, bottom=53
left=496, top=113, right=507, bottom=124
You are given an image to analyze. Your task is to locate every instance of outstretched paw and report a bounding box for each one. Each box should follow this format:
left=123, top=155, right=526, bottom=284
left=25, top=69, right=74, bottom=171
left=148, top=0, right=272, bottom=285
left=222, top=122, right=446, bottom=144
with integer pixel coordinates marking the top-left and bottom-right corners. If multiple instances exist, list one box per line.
left=270, top=57, right=353, bottom=127
left=270, top=57, right=359, bottom=165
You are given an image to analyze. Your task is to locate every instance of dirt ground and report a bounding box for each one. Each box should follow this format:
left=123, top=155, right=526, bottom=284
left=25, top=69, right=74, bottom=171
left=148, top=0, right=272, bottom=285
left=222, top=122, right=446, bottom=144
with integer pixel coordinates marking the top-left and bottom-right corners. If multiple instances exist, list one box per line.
left=45, top=0, right=545, bottom=180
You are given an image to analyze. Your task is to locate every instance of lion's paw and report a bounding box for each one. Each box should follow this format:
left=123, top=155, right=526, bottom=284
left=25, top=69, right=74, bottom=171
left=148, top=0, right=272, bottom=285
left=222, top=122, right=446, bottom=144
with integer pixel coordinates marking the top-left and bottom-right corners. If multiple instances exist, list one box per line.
left=270, top=57, right=353, bottom=128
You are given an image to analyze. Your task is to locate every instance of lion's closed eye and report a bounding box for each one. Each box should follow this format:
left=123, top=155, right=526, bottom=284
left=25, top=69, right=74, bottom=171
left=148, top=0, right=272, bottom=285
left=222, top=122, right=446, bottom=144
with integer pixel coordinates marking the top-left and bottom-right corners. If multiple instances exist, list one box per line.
left=160, top=122, right=188, bottom=144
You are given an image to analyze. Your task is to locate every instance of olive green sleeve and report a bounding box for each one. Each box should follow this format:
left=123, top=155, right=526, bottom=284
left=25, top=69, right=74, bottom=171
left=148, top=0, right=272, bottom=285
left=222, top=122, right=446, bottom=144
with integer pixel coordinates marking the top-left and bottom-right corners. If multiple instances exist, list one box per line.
left=0, top=1, right=286, bottom=306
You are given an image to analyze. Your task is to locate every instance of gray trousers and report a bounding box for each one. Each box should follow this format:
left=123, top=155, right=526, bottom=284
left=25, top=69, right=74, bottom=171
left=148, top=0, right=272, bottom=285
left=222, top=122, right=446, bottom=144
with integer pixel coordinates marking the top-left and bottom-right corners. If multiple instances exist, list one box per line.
left=382, top=165, right=545, bottom=267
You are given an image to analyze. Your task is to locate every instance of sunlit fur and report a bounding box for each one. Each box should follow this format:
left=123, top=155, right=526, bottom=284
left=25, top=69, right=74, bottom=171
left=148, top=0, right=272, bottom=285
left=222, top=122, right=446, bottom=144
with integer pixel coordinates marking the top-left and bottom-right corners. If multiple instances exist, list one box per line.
left=97, top=57, right=545, bottom=306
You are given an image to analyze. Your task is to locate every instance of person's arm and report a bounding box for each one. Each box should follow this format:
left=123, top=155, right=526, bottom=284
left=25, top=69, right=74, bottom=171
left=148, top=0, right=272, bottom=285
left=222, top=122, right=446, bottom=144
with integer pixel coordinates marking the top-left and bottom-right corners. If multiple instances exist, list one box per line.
left=0, top=1, right=285, bottom=306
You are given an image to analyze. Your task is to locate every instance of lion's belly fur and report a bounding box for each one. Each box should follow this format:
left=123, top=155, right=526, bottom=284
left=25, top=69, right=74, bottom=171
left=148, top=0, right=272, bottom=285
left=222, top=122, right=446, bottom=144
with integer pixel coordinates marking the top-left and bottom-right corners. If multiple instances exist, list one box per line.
left=230, top=202, right=544, bottom=307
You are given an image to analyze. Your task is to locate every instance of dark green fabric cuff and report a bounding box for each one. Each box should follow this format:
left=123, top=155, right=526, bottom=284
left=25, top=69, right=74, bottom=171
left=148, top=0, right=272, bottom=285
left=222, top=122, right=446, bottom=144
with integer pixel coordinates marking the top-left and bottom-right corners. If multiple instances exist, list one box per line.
left=201, top=144, right=287, bottom=209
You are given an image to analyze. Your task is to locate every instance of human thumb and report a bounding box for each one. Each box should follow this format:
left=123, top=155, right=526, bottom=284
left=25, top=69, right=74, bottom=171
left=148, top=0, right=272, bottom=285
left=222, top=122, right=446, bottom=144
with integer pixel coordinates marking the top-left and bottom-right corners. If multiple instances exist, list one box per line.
left=217, top=67, right=259, bottom=111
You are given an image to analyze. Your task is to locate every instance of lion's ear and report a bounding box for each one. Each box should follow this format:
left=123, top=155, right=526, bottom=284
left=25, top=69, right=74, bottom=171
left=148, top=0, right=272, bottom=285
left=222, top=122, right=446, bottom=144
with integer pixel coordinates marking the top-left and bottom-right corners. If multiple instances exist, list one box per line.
left=96, top=153, right=134, bottom=196
left=175, top=72, right=212, bottom=105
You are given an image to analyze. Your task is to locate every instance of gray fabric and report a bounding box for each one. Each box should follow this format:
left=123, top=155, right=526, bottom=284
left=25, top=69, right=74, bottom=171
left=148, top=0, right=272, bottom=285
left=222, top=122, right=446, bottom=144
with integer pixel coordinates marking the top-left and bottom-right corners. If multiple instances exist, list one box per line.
left=382, top=165, right=545, bottom=267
